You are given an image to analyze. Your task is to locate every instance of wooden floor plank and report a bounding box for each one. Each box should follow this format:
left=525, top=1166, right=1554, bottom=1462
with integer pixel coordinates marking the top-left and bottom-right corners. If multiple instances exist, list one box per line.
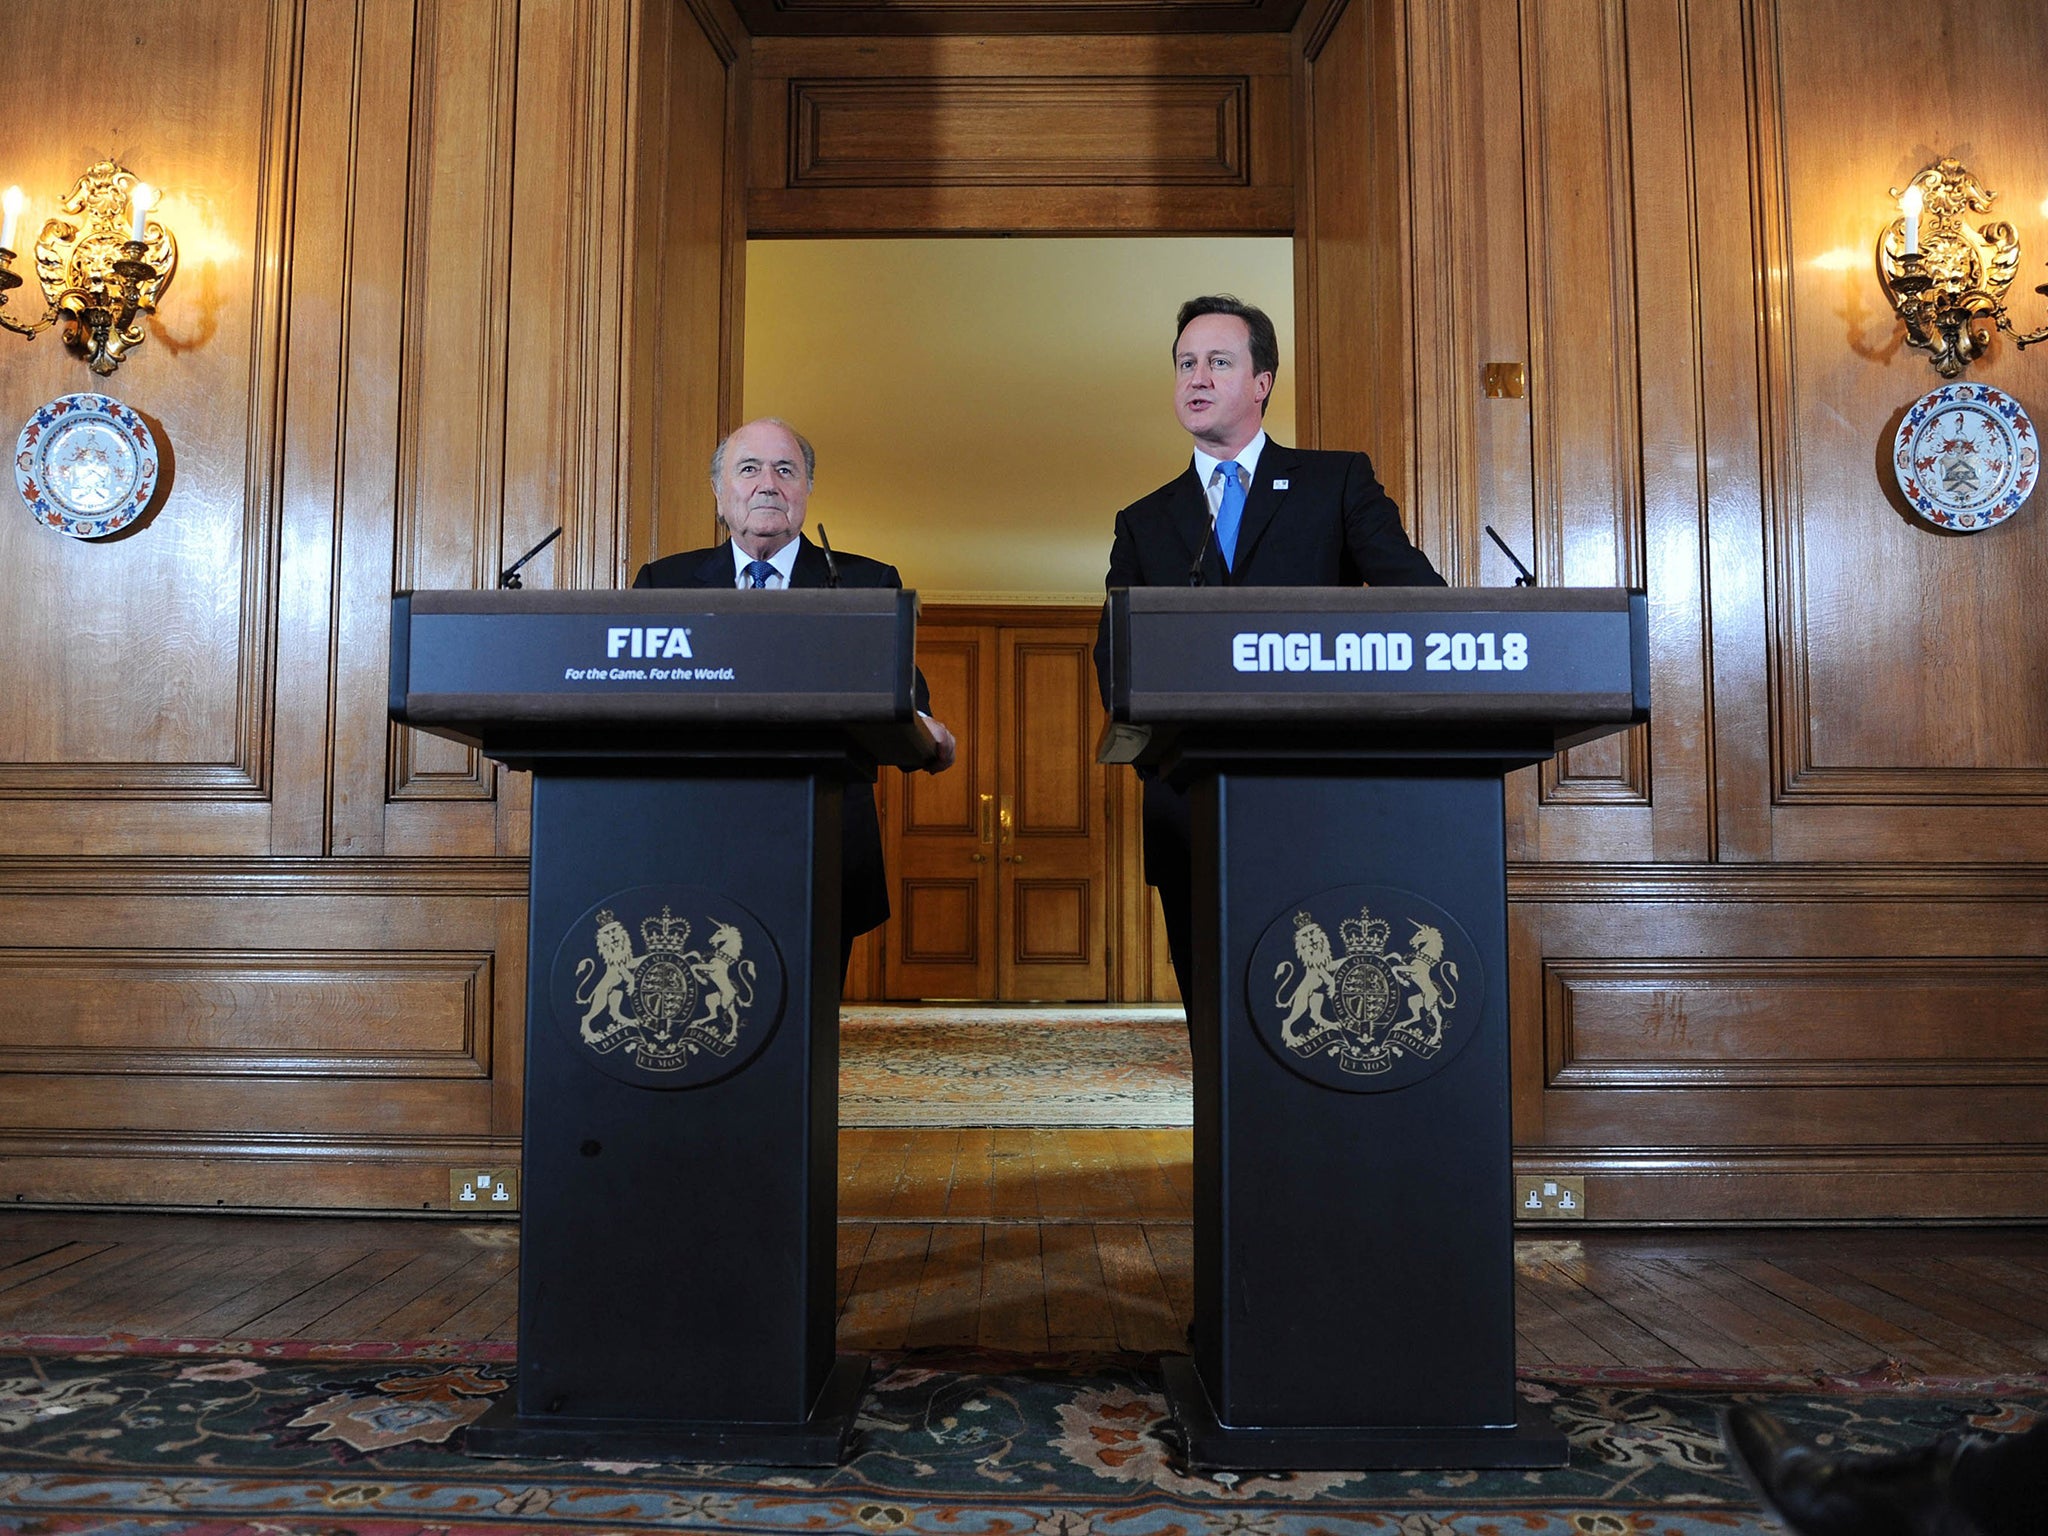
left=904, top=1225, right=982, bottom=1349
left=176, top=1246, right=390, bottom=1340
left=372, top=1246, right=521, bottom=1339
left=312, top=1246, right=481, bottom=1342
left=1724, top=1256, right=1951, bottom=1373
left=1516, top=1252, right=1691, bottom=1370
left=1144, top=1224, right=1193, bottom=1338
left=987, top=1131, right=1039, bottom=1221
left=0, top=1241, right=118, bottom=1304
left=228, top=1249, right=418, bottom=1339
left=1774, top=1257, right=2018, bottom=1375
left=838, top=1223, right=933, bottom=1352
left=0, top=1242, right=211, bottom=1327
left=1040, top=1223, right=1118, bottom=1351
left=945, top=1130, right=998, bottom=1223
left=1847, top=1260, right=2048, bottom=1366
left=1094, top=1224, right=1177, bottom=1353
left=977, top=1224, right=1048, bottom=1353
left=0, top=1186, right=2044, bottom=1378
left=434, top=1267, right=519, bottom=1341
left=837, top=1223, right=874, bottom=1315
left=1514, top=1265, right=1626, bottom=1367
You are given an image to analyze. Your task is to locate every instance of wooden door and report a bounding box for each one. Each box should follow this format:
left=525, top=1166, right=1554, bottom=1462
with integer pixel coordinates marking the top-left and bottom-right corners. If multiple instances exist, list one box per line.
left=886, top=626, right=999, bottom=999
left=996, top=627, right=1108, bottom=999
left=879, top=608, right=1113, bottom=1001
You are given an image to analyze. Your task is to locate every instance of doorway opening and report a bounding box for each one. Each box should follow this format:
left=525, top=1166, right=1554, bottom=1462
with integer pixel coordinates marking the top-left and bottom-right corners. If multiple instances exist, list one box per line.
left=743, top=238, right=1294, bottom=1002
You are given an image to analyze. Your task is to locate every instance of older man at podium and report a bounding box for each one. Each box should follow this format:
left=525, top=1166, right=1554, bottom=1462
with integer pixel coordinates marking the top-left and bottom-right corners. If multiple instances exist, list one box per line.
left=635, top=416, right=957, bottom=977
left=1094, top=295, right=1445, bottom=1005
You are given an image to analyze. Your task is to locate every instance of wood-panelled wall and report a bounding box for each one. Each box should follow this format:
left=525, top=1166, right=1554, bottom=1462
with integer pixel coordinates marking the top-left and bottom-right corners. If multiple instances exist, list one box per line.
left=0, top=0, right=724, bottom=1209
left=1296, top=0, right=2048, bottom=1219
left=3, top=0, right=2044, bottom=1221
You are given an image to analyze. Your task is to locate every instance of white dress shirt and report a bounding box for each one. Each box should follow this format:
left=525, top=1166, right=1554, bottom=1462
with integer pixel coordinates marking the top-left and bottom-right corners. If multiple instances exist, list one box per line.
left=729, top=538, right=802, bottom=589
left=1191, top=429, right=1268, bottom=523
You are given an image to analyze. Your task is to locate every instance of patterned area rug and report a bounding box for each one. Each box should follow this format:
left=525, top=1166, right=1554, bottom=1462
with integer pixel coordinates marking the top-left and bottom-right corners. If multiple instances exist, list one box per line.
left=839, top=1006, right=1192, bottom=1127
left=1, top=1335, right=2042, bottom=1535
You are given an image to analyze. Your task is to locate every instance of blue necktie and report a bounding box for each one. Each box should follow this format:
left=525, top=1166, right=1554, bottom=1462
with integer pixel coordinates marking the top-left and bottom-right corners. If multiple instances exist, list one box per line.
left=1215, top=461, right=1246, bottom=572
left=744, top=559, right=776, bottom=588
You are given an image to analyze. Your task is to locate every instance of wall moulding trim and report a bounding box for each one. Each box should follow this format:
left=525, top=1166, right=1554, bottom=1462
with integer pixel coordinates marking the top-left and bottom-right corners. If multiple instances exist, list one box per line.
left=1506, top=862, right=2048, bottom=903
left=0, top=1129, right=520, bottom=1163
left=1543, top=955, right=2048, bottom=1090
left=0, top=856, right=531, bottom=897
left=0, top=949, right=493, bottom=1080
left=1509, top=1149, right=2048, bottom=1224
left=787, top=75, right=1251, bottom=188
left=1777, top=765, right=2048, bottom=805
left=0, top=764, right=268, bottom=801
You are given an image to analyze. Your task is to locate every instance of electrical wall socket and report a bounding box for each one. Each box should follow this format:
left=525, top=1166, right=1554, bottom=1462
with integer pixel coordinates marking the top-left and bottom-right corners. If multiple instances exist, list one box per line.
left=1517, top=1175, right=1585, bottom=1220
left=449, top=1167, right=520, bottom=1212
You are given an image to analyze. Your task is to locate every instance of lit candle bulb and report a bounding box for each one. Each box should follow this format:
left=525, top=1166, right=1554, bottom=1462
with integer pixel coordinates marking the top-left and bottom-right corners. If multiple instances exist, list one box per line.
left=1901, top=183, right=1923, bottom=257
left=129, top=182, right=156, bottom=243
left=0, top=186, right=21, bottom=252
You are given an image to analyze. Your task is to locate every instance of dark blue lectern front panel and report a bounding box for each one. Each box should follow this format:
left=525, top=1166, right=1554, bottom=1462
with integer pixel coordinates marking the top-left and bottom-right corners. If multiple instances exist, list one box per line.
left=518, top=771, right=841, bottom=1426
left=1193, top=769, right=1516, bottom=1430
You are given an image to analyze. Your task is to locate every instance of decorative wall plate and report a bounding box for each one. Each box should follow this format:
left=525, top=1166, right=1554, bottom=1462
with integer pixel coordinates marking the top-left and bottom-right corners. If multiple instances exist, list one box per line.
left=14, top=392, right=160, bottom=539
left=1892, top=383, right=2037, bottom=531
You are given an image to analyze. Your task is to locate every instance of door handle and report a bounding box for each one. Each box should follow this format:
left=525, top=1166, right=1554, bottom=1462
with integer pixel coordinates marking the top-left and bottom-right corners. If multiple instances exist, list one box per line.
left=970, top=852, right=987, bottom=863
left=1008, top=854, right=1025, bottom=864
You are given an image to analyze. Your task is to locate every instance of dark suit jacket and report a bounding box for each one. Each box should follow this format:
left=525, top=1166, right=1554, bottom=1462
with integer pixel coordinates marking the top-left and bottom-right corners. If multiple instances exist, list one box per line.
left=632, top=534, right=929, bottom=941
left=1092, top=441, right=1446, bottom=885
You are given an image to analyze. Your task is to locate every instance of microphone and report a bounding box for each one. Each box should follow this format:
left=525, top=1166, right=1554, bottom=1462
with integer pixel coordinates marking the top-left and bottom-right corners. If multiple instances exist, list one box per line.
left=499, top=526, right=563, bottom=589
left=816, top=523, right=842, bottom=589
left=1483, top=524, right=1537, bottom=587
left=1187, top=516, right=1216, bottom=587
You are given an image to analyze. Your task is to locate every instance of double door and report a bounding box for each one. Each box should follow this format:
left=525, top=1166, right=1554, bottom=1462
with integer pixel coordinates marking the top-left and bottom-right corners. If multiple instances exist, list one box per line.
left=880, top=610, right=1109, bottom=1001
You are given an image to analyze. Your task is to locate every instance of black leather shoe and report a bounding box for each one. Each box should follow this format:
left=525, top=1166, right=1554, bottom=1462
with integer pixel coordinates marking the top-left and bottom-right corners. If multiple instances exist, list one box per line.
left=1721, top=1406, right=1987, bottom=1536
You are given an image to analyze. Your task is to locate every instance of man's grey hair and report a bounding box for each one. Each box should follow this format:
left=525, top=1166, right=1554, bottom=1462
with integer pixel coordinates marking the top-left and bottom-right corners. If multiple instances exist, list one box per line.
left=709, top=420, right=816, bottom=488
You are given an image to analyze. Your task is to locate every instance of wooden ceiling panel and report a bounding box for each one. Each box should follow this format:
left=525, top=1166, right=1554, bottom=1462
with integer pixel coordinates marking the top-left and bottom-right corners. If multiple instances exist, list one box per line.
left=727, top=0, right=1306, bottom=38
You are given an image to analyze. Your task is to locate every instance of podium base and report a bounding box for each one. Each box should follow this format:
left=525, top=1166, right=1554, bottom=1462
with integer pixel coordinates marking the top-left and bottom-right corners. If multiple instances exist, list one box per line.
left=1161, top=1355, right=1568, bottom=1471
left=463, top=1355, right=868, bottom=1467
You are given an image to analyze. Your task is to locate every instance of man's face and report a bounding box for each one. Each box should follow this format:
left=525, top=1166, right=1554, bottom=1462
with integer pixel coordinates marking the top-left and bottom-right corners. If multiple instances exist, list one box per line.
left=716, top=420, right=810, bottom=555
left=1173, top=312, right=1272, bottom=453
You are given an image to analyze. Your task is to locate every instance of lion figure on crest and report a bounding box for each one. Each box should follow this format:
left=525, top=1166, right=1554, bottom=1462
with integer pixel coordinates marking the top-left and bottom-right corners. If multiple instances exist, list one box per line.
left=1273, top=913, right=1342, bottom=1048
left=688, top=921, right=756, bottom=1044
left=575, top=912, right=645, bottom=1040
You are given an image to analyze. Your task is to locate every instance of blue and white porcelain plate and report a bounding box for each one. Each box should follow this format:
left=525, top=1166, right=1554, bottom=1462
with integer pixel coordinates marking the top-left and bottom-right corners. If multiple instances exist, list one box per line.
left=1892, top=383, right=2037, bottom=532
left=14, top=392, right=160, bottom=539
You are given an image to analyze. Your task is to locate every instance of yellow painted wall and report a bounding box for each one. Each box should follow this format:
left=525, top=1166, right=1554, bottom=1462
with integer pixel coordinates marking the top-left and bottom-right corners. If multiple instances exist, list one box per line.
left=742, top=238, right=1296, bottom=599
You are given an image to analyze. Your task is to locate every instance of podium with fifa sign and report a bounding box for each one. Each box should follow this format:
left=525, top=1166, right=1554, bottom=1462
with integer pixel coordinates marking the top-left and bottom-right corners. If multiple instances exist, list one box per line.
left=390, top=588, right=933, bottom=1464
left=1100, top=586, right=1647, bottom=1470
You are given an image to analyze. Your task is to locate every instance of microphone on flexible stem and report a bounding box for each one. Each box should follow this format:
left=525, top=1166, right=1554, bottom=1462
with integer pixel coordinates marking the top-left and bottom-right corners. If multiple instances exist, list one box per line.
left=498, top=526, right=563, bottom=589
left=1483, top=524, right=1538, bottom=587
left=1187, top=517, right=1216, bottom=587
left=816, top=523, right=842, bottom=588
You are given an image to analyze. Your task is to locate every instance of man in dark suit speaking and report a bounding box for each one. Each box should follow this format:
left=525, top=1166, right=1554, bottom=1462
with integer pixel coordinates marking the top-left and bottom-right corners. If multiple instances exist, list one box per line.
left=635, top=417, right=957, bottom=978
left=1094, top=295, right=1445, bottom=1004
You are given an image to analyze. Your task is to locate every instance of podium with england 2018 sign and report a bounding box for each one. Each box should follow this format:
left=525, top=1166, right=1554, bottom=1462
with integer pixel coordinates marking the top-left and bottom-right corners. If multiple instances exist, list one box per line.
left=1099, top=586, right=1648, bottom=1470
left=389, top=588, right=933, bottom=1464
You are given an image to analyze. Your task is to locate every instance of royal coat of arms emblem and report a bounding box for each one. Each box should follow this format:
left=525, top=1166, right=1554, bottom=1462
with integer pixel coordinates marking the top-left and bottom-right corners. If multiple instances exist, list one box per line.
left=549, top=886, right=784, bottom=1088
left=1246, top=886, right=1484, bottom=1093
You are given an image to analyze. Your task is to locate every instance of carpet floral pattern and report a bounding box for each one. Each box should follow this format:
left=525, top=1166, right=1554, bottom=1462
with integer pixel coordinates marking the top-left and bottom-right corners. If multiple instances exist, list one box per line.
left=839, top=1007, right=1192, bottom=1127
left=0, top=1335, right=2042, bottom=1535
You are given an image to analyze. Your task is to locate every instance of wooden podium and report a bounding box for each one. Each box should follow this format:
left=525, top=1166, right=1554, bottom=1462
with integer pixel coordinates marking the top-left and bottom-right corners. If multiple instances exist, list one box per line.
left=390, top=589, right=932, bottom=1464
left=1100, top=587, right=1648, bottom=1471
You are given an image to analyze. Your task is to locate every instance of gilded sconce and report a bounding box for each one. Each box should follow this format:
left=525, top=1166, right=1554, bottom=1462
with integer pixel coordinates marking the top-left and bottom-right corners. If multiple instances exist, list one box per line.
left=1876, top=157, right=2048, bottom=378
left=0, top=161, right=178, bottom=375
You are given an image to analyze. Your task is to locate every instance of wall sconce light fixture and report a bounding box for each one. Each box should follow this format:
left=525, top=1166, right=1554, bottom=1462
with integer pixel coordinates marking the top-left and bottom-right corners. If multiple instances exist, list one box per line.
left=1877, top=157, right=2048, bottom=378
left=0, top=160, right=178, bottom=375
